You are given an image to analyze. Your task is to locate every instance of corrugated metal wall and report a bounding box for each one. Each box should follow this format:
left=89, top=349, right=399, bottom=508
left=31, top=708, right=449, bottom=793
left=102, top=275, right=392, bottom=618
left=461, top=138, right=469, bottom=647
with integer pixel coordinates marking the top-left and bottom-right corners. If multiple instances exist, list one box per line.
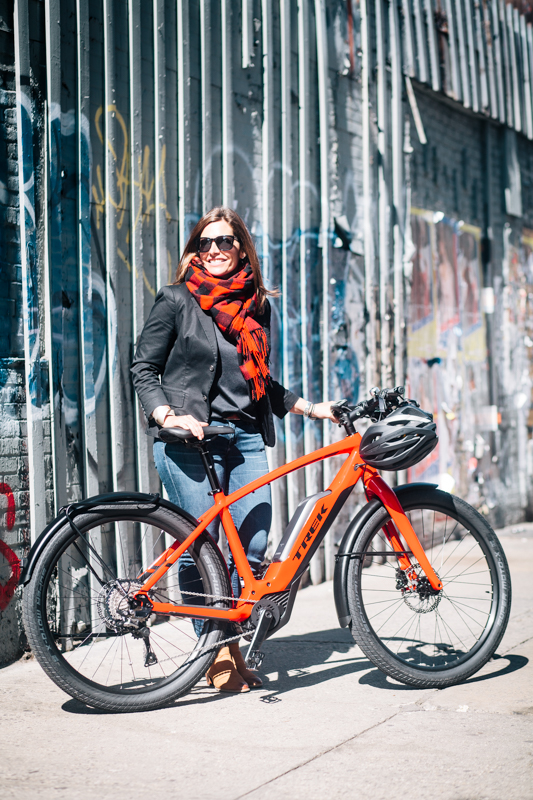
left=7, top=0, right=533, bottom=599
left=12, top=0, right=370, bottom=585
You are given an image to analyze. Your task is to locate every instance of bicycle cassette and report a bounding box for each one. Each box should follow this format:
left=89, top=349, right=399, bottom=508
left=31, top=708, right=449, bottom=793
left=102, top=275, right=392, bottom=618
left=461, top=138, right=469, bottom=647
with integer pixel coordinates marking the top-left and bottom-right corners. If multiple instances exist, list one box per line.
left=97, top=579, right=145, bottom=632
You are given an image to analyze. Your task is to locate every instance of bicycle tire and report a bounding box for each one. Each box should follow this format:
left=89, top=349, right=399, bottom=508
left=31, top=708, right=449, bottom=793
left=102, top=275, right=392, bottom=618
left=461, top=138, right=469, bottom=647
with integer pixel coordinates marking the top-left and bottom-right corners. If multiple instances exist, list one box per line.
left=346, top=487, right=511, bottom=688
left=23, top=501, right=232, bottom=712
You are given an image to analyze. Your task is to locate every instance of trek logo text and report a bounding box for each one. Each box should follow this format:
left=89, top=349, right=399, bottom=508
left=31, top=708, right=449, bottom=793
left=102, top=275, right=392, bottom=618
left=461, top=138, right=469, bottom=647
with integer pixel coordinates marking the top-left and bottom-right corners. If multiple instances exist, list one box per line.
left=293, top=504, right=329, bottom=560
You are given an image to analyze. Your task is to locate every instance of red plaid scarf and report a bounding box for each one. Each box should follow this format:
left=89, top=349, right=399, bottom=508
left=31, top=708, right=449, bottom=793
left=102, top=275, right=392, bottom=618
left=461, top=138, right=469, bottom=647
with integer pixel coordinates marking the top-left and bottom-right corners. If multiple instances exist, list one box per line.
left=185, top=258, right=270, bottom=402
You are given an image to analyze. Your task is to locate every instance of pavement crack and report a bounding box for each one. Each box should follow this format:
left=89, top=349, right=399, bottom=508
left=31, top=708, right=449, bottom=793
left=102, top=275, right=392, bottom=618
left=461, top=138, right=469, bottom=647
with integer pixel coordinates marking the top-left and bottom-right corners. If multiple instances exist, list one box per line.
left=232, top=710, right=400, bottom=800
left=501, top=634, right=533, bottom=655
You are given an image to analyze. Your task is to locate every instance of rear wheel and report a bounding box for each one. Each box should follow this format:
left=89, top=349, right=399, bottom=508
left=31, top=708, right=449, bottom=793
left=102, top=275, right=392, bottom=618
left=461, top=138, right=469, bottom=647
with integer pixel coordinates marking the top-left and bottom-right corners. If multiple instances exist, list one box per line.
left=23, top=500, right=232, bottom=712
left=347, top=488, right=511, bottom=687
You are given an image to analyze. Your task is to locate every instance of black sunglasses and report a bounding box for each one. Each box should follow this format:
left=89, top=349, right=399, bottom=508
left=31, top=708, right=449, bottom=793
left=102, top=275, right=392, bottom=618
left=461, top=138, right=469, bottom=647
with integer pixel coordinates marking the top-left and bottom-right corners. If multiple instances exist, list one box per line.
left=197, top=234, right=239, bottom=253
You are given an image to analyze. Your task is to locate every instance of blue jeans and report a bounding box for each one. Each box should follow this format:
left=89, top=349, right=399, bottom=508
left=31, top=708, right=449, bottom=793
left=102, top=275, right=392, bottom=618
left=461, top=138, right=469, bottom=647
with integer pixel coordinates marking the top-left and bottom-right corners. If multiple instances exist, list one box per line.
left=153, top=420, right=271, bottom=608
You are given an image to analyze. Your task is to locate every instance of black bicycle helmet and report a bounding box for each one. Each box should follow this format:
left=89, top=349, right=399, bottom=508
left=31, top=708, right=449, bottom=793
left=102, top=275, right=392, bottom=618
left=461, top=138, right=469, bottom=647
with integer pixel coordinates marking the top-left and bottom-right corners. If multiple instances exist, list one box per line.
left=359, top=404, right=438, bottom=471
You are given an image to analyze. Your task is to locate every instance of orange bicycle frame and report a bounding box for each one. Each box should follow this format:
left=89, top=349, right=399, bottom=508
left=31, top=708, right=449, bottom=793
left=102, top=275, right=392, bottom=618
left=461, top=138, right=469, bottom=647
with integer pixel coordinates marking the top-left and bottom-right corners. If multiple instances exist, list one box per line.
left=136, top=432, right=442, bottom=621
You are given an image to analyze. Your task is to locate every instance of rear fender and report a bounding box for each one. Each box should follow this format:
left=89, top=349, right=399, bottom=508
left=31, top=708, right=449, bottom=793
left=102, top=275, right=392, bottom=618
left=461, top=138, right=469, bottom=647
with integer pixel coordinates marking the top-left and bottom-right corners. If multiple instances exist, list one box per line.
left=333, top=483, right=437, bottom=628
left=19, top=492, right=201, bottom=587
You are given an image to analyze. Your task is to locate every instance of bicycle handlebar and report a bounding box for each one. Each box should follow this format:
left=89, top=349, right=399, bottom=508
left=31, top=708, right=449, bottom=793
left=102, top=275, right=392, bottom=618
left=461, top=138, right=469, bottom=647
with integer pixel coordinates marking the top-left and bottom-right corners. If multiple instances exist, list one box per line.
left=331, top=386, right=420, bottom=436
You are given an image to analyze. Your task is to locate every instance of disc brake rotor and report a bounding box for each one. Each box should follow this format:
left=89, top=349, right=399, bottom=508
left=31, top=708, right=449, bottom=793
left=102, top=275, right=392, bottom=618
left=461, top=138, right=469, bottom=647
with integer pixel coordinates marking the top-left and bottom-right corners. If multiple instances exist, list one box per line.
left=396, top=567, right=442, bottom=614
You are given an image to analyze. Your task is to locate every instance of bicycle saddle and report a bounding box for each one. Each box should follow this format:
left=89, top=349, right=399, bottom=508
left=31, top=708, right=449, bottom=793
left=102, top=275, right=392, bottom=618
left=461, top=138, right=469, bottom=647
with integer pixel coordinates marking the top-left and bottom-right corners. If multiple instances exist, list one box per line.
left=159, top=425, right=234, bottom=443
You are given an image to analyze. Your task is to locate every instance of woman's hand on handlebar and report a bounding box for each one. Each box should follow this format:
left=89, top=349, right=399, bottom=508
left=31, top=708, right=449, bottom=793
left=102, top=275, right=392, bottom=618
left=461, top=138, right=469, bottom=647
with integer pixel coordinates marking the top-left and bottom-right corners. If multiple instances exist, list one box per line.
left=311, top=401, right=339, bottom=422
left=290, top=398, right=338, bottom=422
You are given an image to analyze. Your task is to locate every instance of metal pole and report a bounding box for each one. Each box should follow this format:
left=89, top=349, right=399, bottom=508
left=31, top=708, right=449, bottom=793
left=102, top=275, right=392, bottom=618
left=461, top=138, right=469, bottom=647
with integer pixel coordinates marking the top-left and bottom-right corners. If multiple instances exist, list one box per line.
left=499, top=0, right=512, bottom=126
left=454, top=0, right=471, bottom=108
left=177, top=0, right=190, bottom=253
left=491, top=0, right=505, bottom=122
left=424, top=0, right=441, bottom=91
left=200, top=0, right=212, bottom=212
left=482, top=0, right=498, bottom=118
left=14, top=0, right=47, bottom=542
left=444, top=0, right=461, bottom=100
left=412, top=0, right=429, bottom=83
left=298, top=0, right=316, bottom=485
left=402, top=0, right=416, bottom=78
left=528, top=23, right=533, bottom=138
left=315, top=0, right=331, bottom=581
left=281, top=0, right=297, bottom=519
left=261, top=0, right=273, bottom=284
left=464, top=0, right=480, bottom=112
left=221, top=0, right=234, bottom=208
left=521, top=14, right=533, bottom=140
left=76, top=0, right=99, bottom=500
left=508, top=6, right=521, bottom=133
left=129, top=0, right=157, bottom=576
left=103, top=0, right=119, bottom=495
left=390, top=0, right=405, bottom=389
left=473, top=0, right=489, bottom=111
left=154, top=0, right=167, bottom=285
left=361, top=0, right=376, bottom=395
left=376, top=0, right=391, bottom=390
left=44, top=0, right=61, bottom=515
left=242, top=0, right=254, bottom=68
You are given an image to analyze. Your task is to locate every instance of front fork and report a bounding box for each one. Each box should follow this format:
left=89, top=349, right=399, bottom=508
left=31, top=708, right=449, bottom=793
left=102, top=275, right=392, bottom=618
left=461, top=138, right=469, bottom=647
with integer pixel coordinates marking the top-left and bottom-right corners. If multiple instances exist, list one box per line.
left=381, top=520, right=421, bottom=592
left=365, top=473, right=442, bottom=593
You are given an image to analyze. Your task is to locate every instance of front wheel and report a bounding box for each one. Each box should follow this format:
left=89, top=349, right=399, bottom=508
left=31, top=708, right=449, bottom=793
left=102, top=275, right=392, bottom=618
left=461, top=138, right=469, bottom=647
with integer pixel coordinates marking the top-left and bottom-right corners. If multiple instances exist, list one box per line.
left=23, top=500, right=232, bottom=712
left=346, top=488, right=511, bottom=688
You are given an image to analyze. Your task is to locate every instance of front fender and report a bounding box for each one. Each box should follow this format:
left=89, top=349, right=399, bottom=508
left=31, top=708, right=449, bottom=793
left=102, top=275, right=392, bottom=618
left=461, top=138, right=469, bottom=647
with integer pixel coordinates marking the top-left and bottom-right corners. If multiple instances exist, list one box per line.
left=19, top=491, right=199, bottom=587
left=333, top=483, right=437, bottom=628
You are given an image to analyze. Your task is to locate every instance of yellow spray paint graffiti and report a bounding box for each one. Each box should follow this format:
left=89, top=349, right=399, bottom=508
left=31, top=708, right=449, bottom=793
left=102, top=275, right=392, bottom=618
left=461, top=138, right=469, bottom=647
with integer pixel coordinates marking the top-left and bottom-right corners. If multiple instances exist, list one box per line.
left=91, top=104, right=172, bottom=297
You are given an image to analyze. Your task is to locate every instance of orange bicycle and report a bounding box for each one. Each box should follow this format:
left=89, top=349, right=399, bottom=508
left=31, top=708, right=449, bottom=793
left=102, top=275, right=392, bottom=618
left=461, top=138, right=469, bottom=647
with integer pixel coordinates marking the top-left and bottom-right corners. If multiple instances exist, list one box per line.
left=21, top=387, right=511, bottom=712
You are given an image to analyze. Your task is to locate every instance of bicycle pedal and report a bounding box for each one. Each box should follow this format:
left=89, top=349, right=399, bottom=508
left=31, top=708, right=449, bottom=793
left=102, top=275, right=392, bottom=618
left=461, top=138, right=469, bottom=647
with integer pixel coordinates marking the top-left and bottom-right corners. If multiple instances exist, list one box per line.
left=246, top=651, right=265, bottom=669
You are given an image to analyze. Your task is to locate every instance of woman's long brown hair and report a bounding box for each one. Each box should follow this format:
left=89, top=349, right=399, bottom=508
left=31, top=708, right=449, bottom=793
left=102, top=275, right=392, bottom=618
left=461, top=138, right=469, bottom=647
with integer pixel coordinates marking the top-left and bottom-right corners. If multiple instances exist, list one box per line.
left=173, top=207, right=277, bottom=313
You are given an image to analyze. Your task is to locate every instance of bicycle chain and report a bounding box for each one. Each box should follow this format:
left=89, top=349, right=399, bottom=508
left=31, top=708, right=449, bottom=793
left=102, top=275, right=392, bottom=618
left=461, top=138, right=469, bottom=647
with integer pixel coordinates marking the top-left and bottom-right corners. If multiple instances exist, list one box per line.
left=146, top=588, right=257, bottom=667
left=160, top=588, right=257, bottom=605
left=152, top=630, right=245, bottom=668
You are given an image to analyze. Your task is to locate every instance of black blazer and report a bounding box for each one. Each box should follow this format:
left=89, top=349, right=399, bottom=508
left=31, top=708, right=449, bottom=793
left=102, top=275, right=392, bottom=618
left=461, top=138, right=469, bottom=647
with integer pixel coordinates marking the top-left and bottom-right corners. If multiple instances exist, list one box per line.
left=131, top=283, right=298, bottom=447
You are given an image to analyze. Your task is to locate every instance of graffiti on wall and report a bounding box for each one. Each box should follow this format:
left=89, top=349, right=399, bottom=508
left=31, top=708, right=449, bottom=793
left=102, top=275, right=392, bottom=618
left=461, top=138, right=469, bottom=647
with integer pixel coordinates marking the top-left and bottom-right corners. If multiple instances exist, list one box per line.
left=406, top=209, right=491, bottom=508
left=0, top=484, right=20, bottom=612
left=92, top=103, right=171, bottom=297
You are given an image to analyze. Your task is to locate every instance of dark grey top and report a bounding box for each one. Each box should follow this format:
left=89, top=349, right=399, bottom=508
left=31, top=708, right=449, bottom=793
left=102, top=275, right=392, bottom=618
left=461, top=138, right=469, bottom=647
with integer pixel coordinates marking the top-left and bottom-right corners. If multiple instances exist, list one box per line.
left=210, top=325, right=257, bottom=423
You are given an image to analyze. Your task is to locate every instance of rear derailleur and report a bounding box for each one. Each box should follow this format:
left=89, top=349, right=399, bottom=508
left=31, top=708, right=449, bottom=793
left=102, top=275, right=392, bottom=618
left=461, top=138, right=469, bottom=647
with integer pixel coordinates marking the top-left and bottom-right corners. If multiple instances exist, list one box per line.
left=131, top=625, right=158, bottom=668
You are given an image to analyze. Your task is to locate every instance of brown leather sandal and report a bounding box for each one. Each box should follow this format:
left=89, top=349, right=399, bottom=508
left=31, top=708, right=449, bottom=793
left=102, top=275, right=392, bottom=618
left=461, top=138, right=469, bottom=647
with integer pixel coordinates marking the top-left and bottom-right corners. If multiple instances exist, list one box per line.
left=205, top=646, right=250, bottom=693
left=229, top=642, right=263, bottom=688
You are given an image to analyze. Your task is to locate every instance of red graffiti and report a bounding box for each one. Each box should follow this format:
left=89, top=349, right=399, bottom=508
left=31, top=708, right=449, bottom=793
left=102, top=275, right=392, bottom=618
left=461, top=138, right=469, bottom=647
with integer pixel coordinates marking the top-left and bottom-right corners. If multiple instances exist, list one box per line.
left=0, top=483, right=15, bottom=531
left=0, top=483, right=20, bottom=611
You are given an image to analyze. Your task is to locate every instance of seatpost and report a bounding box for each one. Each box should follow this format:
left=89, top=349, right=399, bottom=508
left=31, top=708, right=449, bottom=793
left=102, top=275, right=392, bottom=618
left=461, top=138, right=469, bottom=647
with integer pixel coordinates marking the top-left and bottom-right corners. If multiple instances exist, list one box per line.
left=196, top=442, right=223, bottom=494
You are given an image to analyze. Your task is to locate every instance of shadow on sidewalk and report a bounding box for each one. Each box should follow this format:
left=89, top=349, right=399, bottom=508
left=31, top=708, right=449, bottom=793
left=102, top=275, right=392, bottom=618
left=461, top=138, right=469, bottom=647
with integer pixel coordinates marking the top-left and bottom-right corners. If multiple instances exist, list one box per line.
left=60, top=631, right=527, bottom=713
left=250, top=627, right=370, bottom=698
left=60, top=628, right=362, bottom=714
left=358, top=652, right=529, bottom=691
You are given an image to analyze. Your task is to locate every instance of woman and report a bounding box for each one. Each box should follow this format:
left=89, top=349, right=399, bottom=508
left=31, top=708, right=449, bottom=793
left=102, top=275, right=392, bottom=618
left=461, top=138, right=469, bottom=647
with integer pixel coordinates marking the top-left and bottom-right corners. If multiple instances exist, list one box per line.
left=131, top=207, right=336, bottom=693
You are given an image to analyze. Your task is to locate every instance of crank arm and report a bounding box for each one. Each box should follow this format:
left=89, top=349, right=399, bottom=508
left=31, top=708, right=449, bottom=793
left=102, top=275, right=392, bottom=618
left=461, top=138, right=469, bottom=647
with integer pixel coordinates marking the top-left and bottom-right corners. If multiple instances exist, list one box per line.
left=245, top=608, right=274, bottom=669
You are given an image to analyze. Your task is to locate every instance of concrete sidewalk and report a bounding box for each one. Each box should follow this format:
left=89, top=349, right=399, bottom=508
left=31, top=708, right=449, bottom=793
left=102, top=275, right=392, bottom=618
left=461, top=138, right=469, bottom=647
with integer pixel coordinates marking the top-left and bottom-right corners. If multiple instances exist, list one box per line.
left=1, top=527, right=532, bottom=800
